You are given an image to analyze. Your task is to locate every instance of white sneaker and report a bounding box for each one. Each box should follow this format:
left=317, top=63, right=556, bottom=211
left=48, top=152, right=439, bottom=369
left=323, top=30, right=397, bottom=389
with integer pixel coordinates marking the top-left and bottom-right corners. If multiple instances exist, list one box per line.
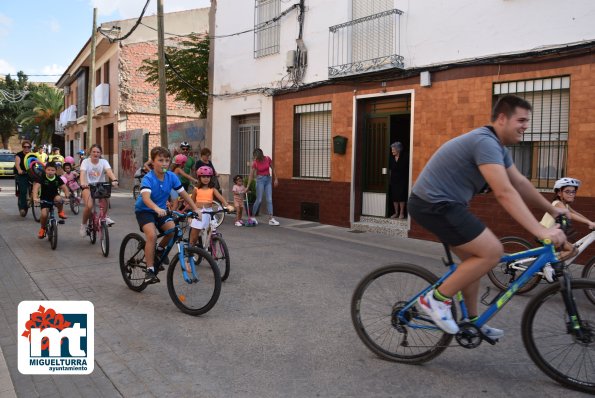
left=463, top=318, right=505, bottom=339
left=234, top=221, right=243, bottom=227
left=543, top=264, right=555, bottom=283
left=268, top=218, right=280, bottom=226
left=417, top=290, right=459, bottom=334
left=105, top=217, right=115, bottom=226
left=249, top=218, right=258, bottom=225
left=79, top=224, right=87, bottom=238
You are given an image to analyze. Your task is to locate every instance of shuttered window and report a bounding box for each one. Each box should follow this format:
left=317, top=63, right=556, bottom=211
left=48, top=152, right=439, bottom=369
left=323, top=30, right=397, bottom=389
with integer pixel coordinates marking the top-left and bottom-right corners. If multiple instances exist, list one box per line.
left=293, top=103, right=332, bottom=179
left=494, top=76, right=570, bottom=189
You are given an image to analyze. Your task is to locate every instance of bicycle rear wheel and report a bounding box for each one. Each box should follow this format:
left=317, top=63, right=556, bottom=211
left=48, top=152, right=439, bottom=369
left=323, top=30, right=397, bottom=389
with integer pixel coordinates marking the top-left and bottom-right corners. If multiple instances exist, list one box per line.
left=581, top=257, right=595, bottom=305
left=167, top=246, right=221, bottom=316
left=31, top=201, right=40, bottom=222
left=351, top=263, right=454, bottom=364
left=521, top=279, right=595, bottom=394
left=210, top=236, right=230, bottom=281
left=488, top=237, right=541, bottom=294
left=100, top=221, right=109, bottom=257
left=48, top=219, right=58, bottom=250
left=212, top=201, right=225, bottom=228
left=88, top=218, right=96, bottom=244
left=119, top=233, right=148, bottom=292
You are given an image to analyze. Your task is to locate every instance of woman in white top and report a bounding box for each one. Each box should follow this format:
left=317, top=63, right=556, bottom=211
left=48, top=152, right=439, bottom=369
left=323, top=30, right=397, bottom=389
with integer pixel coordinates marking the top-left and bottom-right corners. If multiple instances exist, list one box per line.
left=79, top=144, right=119, bottom=237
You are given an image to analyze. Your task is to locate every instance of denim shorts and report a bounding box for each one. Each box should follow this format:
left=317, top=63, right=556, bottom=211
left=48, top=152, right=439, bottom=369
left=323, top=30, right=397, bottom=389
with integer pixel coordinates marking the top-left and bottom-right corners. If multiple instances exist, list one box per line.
left=408, top=193, right=485, bottom=246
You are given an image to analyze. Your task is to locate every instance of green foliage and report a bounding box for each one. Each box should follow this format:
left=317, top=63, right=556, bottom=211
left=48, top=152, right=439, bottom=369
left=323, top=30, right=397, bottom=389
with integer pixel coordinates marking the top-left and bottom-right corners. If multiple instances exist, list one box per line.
left=17, top=84, right=64, bottom=144
left=0, top=72, right=35, bottom=147
left=139, top=33, right=209, bottom=117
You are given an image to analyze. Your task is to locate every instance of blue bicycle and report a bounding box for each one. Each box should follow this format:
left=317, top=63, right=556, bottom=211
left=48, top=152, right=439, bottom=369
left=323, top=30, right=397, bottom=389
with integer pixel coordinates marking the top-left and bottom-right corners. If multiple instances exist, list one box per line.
left=119, top=210, right=222, bottom=316
left=351, top=220, right=594, bottom=393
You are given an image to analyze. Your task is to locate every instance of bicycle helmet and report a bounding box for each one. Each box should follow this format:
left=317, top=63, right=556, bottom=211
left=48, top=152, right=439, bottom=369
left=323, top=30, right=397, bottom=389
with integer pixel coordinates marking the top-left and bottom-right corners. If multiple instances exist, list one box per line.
left=180, top=141, right=191, bottom=150
left=64, top=156, right=75, bottom=164
left=554, top=177, right=581, bottom=190
left=197, top=166, right=214, bottom=176
left=174, top=154, right=188, bottom=165
left=77, top=150, right=85, bottom=155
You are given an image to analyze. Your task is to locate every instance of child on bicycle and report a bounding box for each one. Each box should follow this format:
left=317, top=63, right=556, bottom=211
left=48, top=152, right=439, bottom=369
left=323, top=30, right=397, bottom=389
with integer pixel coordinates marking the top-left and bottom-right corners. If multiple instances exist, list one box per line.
left=61, top=160, right=80, bottom=193
left=135, top=146, right=201, bottom=284
left=32, top=161, right=70, bottom=239
left=232, top=175, right=247, bottom=226
left=540, top=177, right=595, bottom=260
left=168, top=154, right=199, bottom=211
left=188, top=166, right=234, bottom=247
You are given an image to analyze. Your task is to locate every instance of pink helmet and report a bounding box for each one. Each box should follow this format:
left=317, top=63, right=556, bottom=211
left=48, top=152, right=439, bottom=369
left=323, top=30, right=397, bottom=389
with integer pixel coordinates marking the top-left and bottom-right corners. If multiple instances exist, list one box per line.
left=196, top=166, right=214, bottom=176
left=64, top=156, right=75, bottom=164
left=174, top=154, right=188, bottom=165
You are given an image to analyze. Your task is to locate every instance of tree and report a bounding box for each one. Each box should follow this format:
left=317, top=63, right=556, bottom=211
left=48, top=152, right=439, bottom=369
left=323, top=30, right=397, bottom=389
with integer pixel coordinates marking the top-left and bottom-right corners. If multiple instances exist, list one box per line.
left=0, top=72, right=34, bottom=149
left=140, top=33, right=209, bottom=117
left=17, top=84, right=64, bottom=145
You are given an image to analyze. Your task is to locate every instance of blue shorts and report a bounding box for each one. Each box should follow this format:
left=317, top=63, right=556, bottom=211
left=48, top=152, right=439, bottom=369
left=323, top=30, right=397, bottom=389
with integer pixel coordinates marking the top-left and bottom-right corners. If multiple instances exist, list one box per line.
left=408, top=193, right=485, bottom=246
left=135, top=211, right=173, bottom=232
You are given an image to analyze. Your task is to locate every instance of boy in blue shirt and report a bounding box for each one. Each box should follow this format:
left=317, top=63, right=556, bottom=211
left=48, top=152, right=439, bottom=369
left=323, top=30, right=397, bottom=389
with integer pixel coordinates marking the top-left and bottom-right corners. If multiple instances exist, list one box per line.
left=135, top=146, right=200, bottom=283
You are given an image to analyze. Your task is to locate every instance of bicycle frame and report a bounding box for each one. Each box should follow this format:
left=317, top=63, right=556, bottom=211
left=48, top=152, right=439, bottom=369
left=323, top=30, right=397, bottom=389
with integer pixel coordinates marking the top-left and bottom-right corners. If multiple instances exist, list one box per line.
left=566, top=230, right=595, bottom=264
left=399, top=243, right=564, bottom=332
left=156, top=211, right=201, bottom=283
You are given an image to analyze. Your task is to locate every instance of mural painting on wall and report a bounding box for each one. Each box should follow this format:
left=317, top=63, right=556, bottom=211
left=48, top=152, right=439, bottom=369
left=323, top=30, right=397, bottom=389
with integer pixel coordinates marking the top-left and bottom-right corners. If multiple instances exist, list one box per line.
left=118, top=128, right=147, bottom=188
left=167, top=120, right=206, bottom=161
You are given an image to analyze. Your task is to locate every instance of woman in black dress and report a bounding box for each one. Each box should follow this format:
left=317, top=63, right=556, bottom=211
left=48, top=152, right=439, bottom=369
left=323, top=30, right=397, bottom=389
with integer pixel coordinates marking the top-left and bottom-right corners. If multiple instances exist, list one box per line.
left=389, top=142, right=409, bottom=218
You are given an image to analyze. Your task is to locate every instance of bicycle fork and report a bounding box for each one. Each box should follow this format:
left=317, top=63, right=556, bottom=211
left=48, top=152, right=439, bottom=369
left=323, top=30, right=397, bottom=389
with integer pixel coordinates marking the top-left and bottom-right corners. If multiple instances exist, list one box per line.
left=558, top=269, right=590, bottom=342
left=177, top=243, right=200, bottom=284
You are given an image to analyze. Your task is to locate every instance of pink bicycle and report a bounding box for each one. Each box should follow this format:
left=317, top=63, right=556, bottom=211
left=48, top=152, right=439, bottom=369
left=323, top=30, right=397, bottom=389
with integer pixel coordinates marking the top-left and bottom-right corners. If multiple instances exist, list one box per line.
left=86, top=182, right=112, bottom=257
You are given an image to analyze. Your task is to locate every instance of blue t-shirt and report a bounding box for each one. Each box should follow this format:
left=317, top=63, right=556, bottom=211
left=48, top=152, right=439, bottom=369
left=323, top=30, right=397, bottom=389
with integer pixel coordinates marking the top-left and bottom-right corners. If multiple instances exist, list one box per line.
left=412, top=126, right=513, bottom=205
left=135, top=170, right=184, bottom=213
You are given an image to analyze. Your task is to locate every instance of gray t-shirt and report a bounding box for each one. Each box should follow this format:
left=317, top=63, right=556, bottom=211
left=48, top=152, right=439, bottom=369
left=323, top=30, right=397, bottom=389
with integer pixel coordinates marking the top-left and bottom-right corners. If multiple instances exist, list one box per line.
left=411, top=126, right=513, bottom=205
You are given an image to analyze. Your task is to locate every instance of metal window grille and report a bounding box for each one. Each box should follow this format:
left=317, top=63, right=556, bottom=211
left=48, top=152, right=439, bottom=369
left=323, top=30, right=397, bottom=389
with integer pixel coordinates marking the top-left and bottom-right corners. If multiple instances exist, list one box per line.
left=238, top=114, right=260, bottom=177
left=293, top=103, right=332, bottom=179
left=254, top=0, right=280, bottom=58
left=493, top=76, right=570, bottom=189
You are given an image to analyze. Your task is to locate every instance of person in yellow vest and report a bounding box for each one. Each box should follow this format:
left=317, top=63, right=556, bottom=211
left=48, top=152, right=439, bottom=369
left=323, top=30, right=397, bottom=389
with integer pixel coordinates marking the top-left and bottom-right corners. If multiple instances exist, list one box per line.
left=48, top=147, right=65, bottom=175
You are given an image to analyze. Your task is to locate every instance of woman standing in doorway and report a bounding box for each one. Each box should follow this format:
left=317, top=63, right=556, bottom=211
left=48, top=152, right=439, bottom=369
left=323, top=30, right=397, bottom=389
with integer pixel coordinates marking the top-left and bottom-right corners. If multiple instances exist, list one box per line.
left=389, top=141, right=409, bottom=219
left=246, top=148, right=279, bottom=225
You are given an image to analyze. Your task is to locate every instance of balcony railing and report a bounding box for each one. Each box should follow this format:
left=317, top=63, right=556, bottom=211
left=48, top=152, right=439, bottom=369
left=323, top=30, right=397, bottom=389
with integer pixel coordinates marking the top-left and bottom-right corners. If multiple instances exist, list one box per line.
left=328, top=9, right=404, bottom=78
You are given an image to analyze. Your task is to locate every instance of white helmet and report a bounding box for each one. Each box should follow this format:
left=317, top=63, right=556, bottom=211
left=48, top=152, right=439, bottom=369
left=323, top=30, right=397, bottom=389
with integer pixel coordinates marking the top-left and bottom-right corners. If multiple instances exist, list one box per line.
left=554, top=177, right=581, bottom=190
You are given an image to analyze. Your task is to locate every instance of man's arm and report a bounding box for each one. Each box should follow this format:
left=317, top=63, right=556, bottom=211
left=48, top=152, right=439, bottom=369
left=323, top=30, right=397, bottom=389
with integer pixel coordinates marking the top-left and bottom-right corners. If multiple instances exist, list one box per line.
left=480, top=163, right=566, bottom=246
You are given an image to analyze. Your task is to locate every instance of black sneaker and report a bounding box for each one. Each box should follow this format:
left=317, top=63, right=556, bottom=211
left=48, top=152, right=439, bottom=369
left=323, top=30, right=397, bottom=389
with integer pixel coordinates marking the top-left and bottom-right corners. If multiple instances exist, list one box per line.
left=144, top=269, right=160, bottom=284
left=155, top=249, right=170, bottom=266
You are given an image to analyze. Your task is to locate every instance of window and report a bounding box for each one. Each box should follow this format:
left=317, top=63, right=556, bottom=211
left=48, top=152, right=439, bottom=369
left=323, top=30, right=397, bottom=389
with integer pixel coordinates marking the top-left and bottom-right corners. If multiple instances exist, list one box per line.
left=254, top=0, right=280, bottom=58
left=76, top=69, right=88, bottom=117
left=103, top=61, right=110, bottom=85
left=493, top=76, right=570, bottom=189
left=293, top=103, right=332, bottom=179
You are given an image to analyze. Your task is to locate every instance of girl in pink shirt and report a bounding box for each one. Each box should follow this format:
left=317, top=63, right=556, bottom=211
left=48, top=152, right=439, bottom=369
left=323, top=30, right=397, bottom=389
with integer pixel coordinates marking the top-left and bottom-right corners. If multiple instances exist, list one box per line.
left=246, top=148, right=279, bottom=226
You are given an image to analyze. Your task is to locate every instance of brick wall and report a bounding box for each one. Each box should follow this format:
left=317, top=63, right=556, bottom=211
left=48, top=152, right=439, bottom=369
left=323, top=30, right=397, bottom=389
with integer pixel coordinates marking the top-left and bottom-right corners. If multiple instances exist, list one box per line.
left=273, top=53, right=595, bottom=251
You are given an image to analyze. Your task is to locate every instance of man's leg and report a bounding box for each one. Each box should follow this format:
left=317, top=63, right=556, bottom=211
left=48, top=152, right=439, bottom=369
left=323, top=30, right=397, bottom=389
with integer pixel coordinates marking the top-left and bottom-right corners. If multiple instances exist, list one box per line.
left=441, top=229, right=502, bottom=317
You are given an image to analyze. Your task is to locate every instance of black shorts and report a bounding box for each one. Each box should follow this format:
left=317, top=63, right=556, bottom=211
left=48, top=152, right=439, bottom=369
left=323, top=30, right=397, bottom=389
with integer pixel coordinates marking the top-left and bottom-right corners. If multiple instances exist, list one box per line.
left=135, top=211, right=173, bottom=233
left=408, top=193, right=485, bottom=246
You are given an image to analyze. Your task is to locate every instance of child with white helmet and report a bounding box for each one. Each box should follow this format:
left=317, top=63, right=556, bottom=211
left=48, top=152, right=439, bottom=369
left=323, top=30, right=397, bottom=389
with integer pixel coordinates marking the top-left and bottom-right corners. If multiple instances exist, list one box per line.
left=540, top=177, right=595, bottom=260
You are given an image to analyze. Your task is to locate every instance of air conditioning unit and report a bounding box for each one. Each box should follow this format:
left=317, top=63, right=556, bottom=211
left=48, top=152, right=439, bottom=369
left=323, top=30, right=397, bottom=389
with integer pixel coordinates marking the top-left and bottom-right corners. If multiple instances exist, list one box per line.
left=64, top=86, right=71, bottom=95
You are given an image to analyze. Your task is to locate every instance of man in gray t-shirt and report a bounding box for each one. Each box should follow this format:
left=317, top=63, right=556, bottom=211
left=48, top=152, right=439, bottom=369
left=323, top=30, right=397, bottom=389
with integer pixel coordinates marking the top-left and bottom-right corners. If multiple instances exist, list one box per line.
left=409, top=95, right=568, bottom=337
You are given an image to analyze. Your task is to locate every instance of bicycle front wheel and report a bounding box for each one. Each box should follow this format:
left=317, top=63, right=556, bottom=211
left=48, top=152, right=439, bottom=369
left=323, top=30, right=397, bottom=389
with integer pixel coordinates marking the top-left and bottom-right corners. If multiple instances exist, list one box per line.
left=70, top=193, right=80, bottom=215
left=210, top=236, right=230, bottom=281
left=31, top=201, right=40, bottom=222
left=119, top=233, right=148, bottom=292
left=488, top=237, right=541, bottom=294
left=521, top=279, right=595, bottom=394
left=132, top=185, right=140, bottom=200
left=581, top=257, right=595, bottom=305
left=48, top=219, right=58, bottom=250
left=167, top=246, right=221, bottom=316
left=351, top=263, right=454, bottom=364
left=100, top=221, right=109, bottom=257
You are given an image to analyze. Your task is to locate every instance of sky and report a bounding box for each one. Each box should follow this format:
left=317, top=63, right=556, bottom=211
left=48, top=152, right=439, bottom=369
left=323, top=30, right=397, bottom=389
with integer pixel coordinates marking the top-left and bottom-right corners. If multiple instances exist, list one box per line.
left=0, top=0, right=210, bottom=83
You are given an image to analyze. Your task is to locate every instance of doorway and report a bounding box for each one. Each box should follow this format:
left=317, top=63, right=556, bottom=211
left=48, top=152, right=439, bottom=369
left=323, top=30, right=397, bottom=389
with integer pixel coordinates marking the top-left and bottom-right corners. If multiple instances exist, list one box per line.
left=360, top=94, right=411, bottom=217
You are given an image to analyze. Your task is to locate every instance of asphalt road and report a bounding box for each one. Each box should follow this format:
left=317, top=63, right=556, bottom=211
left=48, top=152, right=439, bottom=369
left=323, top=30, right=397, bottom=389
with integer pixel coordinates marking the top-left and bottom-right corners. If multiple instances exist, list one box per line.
left=0, top=177, right=589, bottom=397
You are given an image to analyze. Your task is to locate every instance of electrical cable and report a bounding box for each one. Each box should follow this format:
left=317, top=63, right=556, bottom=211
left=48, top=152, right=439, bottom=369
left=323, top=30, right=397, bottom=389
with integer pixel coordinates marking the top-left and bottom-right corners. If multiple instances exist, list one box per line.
left=98, top=0, right=151, bottom=43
